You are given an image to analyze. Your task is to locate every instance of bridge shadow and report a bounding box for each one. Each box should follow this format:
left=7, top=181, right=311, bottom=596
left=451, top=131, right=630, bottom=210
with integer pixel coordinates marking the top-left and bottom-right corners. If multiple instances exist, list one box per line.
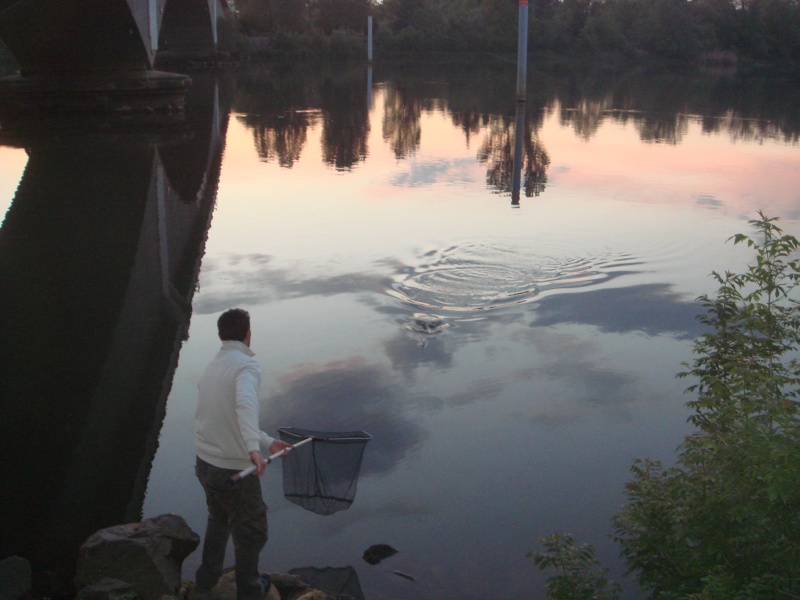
left=0, top=73, right=233, bottom=597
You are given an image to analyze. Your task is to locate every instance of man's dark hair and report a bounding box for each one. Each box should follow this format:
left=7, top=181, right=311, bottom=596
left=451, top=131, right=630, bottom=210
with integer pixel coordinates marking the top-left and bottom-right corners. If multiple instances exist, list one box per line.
left=218, top=308, right=250, bottom=341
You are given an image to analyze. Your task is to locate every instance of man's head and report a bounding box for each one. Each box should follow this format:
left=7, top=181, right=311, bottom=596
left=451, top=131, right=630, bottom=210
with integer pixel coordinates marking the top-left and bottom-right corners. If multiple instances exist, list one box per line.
left=218, top=308, right=251, bottom=343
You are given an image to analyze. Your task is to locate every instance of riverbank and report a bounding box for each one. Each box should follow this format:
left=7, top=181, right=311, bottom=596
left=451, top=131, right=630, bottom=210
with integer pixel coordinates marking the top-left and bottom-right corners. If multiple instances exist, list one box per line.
left=0, top=515, right=345, bottom=600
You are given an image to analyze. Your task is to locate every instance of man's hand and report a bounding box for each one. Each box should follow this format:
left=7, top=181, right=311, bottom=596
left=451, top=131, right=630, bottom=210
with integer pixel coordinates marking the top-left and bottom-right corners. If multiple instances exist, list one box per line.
left=249, top=451, right=267, bottom=476
left=268, top=440, right=292, bottom=458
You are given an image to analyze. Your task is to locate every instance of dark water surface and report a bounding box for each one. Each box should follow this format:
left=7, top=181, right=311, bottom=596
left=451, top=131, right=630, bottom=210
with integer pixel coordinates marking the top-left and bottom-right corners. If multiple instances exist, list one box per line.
left=1, top=59, right=799, bottom=599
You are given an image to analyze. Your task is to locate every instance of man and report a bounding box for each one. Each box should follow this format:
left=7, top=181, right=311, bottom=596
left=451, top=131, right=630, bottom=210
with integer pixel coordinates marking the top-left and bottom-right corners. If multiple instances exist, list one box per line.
left=194, top=308, right=291, bottom=600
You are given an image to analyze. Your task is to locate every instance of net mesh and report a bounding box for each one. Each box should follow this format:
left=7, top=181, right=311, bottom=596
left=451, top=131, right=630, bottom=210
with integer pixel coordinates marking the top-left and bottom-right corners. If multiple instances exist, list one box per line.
left=278, top=427, right=372, bottom=516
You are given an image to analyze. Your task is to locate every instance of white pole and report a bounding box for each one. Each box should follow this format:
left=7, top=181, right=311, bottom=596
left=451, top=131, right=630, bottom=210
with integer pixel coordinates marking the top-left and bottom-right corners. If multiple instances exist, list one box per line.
left=232, top=437, right=313, bottom=481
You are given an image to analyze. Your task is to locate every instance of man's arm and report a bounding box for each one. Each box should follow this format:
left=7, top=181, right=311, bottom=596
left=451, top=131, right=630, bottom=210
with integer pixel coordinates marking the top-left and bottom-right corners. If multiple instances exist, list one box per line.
left=235, top=364, right=291, bottom=474
left=234, top=364, right=266, bottom=455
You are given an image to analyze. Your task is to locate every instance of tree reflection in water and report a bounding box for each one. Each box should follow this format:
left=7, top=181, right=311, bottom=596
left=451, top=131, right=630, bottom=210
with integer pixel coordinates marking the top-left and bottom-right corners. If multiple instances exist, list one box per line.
left=231, top=60, right=799, bottom=195
left=479, top=105, right=550, bottom=202
left=382, top=84, right=422, bottom=160
left=243, top=111, right=310, bottom=168
left=320, top=70, right=370, bottom=171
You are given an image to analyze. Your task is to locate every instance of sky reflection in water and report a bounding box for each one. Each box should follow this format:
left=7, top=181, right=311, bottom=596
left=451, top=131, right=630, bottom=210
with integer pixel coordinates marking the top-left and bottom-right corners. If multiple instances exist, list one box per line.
left=143, top=64, right=799, bottom=600
left=3, top=62, right=795, bottom=600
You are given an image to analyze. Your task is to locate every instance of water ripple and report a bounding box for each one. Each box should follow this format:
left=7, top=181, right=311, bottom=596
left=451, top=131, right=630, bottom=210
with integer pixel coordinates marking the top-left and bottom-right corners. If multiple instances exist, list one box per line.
left=389, top=242, right=637, bottom=314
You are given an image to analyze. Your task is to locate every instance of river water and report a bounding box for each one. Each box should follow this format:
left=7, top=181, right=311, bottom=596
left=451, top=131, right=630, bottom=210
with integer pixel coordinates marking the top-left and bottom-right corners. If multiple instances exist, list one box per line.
left=1, top=59, right=799, bottom=599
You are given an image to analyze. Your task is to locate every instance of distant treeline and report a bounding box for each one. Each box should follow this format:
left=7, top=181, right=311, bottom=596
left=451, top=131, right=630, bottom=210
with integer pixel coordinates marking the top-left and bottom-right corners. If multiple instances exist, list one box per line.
left=232, top=0, right=800, bottom=65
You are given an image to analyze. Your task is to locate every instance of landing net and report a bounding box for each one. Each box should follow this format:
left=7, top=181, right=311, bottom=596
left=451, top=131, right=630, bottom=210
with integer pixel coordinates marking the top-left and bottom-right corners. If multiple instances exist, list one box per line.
left=277, top=427, right=372, bottom=516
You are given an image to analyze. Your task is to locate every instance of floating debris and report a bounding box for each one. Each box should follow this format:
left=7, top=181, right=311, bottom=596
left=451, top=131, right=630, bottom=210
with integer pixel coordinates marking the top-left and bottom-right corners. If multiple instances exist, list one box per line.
left=362, top=543, right=398, bottom=565
left=392, top=571, right=416, bottom=582
left=405, top=314, right=448, bottom=335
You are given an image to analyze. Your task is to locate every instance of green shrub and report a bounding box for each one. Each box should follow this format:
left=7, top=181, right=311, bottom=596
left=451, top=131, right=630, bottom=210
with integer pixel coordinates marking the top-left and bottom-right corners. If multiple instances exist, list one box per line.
left=614, top=212, right=800, bottom=598
left=534, top=214, right=800, bottom=598
left=530, top=533, right=621, bottom=599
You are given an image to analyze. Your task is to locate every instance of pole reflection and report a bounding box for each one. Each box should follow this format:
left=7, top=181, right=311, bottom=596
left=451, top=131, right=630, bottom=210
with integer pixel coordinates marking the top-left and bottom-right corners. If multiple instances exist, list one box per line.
left=512, top=101, right=525, bottom=207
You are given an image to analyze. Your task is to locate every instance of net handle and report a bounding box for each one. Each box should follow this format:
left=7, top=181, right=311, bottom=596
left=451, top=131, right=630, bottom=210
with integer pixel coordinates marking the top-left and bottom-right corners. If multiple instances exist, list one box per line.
left=232, top=437, right=312, bottom=481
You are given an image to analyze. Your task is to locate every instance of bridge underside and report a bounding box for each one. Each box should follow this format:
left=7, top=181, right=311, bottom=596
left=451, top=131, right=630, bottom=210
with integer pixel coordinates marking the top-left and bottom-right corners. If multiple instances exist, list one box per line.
left=0, top=0, right=229, bottom=113
left=0, top=0, right=152, bottom=76
left=159, top=0, right=217, bottom=58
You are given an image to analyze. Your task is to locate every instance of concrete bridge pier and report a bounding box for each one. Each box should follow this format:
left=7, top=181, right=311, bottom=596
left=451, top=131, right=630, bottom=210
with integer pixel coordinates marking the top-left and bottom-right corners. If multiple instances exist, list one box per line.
left=0, top=69, right=191, bottom=115
left=0, top=0, right=207, bottom=114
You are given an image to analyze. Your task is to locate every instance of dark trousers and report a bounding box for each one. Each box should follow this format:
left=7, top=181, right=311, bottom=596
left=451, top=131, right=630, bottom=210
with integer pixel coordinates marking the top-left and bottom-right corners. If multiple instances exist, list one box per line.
left=195, top=457, right=268, bottom=600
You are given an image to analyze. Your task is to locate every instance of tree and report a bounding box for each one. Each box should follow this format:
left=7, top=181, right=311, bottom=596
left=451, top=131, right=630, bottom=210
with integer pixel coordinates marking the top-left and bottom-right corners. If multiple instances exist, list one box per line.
left=613, top=213, right=800, bottom=598
left=381, top=0, right=424, bottom=33
left=550, top=0, right=593, bottom=51
left=531, top=533, right=621, bottom=600
left=691, top=0, right=738, bottom=50
left=313, top=0, right=371, bottom=34
left=271, top=0, right=312, bottom=34
left=236, top=0, right=310, bottom=34
left=747, top=0, right=800, bottom=61
left=627, top=0, right=709, bottom=61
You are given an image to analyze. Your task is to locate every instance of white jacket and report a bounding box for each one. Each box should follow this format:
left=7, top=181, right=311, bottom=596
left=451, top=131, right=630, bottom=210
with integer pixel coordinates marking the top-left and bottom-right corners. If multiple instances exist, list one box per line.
left=195, top=340, right=276, bottom=470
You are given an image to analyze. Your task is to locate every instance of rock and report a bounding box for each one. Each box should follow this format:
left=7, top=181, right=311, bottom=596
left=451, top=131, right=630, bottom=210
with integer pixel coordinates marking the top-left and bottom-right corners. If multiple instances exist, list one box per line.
left=269, top=573, right=310, bottom=600
left=76, top=578, right=140, bottom=600
left=295, top=592, right=328, bottom=600
left=0, top=556, right=32, bottom=600
left=75, top=514, right=200, bottom=600
left=267, top=573, right=341, bottom=600
left=203, top=571, right=234, bottom=600
left=199, top=571, right=281, bottom=600
left=265, top=584, right=281, bottom=600
left=361, top=544, right=397, bottom=565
